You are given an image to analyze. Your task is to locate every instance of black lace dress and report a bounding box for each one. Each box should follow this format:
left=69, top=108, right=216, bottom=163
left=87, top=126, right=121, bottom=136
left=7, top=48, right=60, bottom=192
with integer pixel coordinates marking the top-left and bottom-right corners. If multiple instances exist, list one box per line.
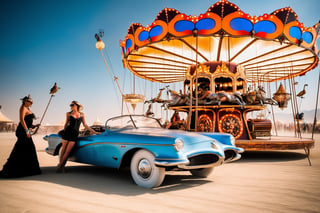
left=0, top=113, right=41, bottom=178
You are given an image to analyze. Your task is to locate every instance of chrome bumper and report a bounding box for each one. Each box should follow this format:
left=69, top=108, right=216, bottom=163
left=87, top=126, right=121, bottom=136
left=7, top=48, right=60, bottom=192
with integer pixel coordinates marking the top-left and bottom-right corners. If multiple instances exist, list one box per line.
left=155, top=153, right=224, bottom=169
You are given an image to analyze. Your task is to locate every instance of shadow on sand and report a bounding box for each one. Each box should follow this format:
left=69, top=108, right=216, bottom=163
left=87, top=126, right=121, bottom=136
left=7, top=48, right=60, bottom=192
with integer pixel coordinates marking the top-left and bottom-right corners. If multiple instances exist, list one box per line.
left=15, top=165, right=211, bottom=195
left=238, top=150, right=308, bottom=163
left=2, top=150, right=310, bottom=195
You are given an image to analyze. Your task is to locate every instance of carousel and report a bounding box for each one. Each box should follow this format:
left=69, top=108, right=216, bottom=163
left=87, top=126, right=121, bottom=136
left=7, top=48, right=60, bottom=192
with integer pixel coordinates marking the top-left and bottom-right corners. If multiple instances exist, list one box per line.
left=101, top=1, right=320, bottom=161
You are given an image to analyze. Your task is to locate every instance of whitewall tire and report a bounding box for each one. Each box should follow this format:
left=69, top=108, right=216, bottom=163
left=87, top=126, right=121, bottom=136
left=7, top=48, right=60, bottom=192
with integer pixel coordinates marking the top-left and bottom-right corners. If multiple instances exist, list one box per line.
left=130, top=149, right=165, bottom=188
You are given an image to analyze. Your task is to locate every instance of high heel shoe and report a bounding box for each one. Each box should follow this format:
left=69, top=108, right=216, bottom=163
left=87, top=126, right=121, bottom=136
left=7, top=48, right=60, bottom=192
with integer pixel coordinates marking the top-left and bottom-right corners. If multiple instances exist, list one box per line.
left=56, top=165, right=65, bottom=173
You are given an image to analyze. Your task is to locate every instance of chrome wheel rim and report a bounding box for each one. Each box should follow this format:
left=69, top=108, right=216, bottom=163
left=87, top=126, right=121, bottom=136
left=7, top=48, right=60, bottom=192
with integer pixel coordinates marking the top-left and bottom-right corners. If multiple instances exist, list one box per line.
left=138, top=159, right=152, bottom=179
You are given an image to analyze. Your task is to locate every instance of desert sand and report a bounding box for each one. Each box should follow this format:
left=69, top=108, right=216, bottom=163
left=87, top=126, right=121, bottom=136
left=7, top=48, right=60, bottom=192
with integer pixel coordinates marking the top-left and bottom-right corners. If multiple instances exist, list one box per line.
left=0, top=132, right=319, bottom=213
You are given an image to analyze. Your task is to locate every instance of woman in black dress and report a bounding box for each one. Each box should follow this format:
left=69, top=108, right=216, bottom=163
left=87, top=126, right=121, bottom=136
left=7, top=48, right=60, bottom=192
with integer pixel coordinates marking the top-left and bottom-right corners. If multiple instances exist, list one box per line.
left=0, top=95, right=41, bottom=178
left=57, top=101, right=97, bottom=172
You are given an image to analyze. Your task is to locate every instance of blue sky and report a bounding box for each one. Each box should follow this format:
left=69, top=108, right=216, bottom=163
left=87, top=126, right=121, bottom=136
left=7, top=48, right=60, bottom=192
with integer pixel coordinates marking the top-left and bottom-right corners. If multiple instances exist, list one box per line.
left=0, top=0, right=319, bottom=125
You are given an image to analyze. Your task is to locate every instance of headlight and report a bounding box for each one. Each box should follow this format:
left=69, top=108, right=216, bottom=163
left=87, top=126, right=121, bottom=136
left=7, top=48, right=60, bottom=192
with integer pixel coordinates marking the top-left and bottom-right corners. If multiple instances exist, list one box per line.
left=230, top=135, right=235, bottom=146
left=174, top=138, right=184, bottom=152
left=211, top=141, right=219, bottom=149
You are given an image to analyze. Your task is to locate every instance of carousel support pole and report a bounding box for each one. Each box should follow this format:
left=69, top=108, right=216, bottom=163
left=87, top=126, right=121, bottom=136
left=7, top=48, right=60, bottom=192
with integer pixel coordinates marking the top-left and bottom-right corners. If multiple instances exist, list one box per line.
left=187, top=78, right=193, bottom=131
left=304, top=144, right=312, bottom=166
left=312, top=67, right=320, bottom=139
left=290, top=73, right=311, bottom=165
left=288, top=78, right=296, bottom=136
left=289, top=76, right=312, bottom=166
left=291, top=77, right=300, bottom=137
left=312, top=24, right=320, bottom=139
left=166, top=86, right=169, bottom=122
left=288, top=76, right=300, bottom=138
left=292, top=77, right=302, bottom=138
left=268, top=83, right=278, bottom=136
left=194, top=31, right=199, bottom=131
left=284, top=76, right=296, bottom=136
left=121, top=96, right=124, bottom=116
left=271, top=105, right=278, bottom=136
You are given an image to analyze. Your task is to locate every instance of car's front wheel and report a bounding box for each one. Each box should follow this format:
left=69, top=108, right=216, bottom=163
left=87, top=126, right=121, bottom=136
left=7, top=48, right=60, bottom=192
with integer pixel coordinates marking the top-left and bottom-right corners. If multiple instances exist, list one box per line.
left=190, top=167, right=214, bottom=178
left=130, top=149, right=165, bottom=188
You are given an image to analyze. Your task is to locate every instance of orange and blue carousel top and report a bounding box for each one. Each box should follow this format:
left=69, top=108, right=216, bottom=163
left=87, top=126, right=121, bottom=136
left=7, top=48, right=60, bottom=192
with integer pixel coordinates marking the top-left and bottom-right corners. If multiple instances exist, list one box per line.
left=120, top=0, right=319, bottom=84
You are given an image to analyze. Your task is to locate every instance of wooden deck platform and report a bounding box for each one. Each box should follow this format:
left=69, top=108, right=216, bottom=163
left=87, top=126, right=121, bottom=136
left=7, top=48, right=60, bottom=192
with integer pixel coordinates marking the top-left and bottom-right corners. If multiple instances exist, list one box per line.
left=236, top=136, right=315, bottom=151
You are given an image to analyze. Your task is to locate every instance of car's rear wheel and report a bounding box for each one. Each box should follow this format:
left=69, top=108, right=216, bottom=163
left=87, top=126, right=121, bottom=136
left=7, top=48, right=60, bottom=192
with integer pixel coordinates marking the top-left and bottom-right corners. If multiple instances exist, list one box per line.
left=190, top=167, right=214, bottom=178
left=130, top=149, right=165, bottom=188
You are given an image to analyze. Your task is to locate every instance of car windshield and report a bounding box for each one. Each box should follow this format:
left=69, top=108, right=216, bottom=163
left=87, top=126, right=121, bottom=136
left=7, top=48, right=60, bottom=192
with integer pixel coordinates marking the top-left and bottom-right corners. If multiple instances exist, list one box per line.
left=106, top=115, right=161, bottom=130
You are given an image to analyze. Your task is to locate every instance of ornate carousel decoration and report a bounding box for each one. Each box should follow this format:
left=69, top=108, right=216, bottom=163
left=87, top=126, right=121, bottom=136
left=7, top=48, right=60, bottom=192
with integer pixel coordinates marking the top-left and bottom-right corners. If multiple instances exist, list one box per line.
left=120, top=0, right=319, bottom=84
left=218, top=113, right=243, bottom=139
left=118, top=0, right=319, bottom=155
left=273, top=83, right=291, bottom=109
left=123, top=94, right=145, bottom=112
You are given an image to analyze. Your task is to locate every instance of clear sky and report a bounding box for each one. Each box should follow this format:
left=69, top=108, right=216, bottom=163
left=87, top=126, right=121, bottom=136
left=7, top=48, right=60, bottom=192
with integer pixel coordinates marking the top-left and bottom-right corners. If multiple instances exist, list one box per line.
left=0, top=0, right=319, bottom=125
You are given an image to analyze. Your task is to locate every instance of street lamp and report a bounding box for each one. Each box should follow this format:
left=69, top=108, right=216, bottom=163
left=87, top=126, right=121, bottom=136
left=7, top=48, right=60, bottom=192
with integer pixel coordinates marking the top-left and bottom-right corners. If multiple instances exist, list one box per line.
left=95, top=32, right=105, bottom=50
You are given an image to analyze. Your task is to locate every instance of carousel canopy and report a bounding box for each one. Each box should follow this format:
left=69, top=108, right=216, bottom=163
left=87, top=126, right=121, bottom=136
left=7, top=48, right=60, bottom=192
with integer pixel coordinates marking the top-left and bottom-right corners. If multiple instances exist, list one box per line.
left=120, top=0, right=319, bottom=83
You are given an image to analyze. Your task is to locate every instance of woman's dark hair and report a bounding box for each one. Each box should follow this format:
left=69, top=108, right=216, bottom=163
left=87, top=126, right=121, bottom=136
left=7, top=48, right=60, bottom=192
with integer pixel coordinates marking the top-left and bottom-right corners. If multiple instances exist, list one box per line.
left=20, top=95, right=31, bottom=104
left=71, top=100, right=83, bottom=111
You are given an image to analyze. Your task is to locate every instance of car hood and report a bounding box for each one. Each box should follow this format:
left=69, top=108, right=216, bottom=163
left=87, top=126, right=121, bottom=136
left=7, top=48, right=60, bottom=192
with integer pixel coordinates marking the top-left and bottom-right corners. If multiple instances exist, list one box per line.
left=114, top=128, right=214, bottom=144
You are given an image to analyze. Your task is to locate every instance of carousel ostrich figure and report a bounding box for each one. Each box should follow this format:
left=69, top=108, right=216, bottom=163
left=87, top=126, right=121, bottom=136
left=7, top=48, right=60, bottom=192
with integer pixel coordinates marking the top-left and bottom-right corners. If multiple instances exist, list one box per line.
left=297, top=84, right=308, bottom=98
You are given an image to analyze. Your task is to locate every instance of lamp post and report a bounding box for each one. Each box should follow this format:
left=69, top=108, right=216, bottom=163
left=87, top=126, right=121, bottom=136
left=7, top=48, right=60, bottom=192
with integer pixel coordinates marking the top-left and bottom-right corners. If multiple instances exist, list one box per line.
left=95, top=31, right=131, bottom=114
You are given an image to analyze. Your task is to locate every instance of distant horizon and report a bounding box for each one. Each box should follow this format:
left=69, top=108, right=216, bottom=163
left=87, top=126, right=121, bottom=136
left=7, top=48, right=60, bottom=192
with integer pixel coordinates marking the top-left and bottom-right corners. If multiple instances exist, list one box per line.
left=1, top=107, right=320, bottom=126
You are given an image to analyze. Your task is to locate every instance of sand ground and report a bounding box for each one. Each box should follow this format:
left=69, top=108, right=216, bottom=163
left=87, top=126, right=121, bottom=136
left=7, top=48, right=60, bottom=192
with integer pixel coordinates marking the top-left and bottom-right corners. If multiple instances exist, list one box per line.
left=0, top=132, right=319, bottom=213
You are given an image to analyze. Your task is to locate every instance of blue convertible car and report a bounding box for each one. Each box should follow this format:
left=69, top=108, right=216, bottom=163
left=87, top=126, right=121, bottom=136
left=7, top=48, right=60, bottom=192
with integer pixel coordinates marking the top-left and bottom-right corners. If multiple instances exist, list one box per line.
left=44, top=115, right=244, bottom=188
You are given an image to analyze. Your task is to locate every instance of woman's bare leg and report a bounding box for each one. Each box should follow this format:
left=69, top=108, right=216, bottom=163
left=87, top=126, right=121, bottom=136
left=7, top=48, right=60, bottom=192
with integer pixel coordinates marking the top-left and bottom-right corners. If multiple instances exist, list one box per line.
left=59, top=141, right=76, bottom=170
left=58, top=140, right=68, bottom=169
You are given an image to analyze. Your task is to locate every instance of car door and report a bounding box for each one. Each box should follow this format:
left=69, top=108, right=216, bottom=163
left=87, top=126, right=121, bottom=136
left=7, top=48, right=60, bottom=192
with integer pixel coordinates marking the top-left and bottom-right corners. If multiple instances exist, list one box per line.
left=73, top=133, right=122, bottom=168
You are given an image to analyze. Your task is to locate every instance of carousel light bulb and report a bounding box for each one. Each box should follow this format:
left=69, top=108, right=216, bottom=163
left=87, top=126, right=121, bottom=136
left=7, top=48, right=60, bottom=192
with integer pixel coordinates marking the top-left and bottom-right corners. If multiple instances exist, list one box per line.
left=96, top=40, right=105, bottom=50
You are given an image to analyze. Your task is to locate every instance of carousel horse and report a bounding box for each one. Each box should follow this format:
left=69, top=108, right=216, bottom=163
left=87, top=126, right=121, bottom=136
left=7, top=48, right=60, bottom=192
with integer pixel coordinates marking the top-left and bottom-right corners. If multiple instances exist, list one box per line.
left=243, top=86, right=257, bottom=104
left=243, top=86, right=276, bottom=105
left=243, top=92, right=256, bottom=104
left=255, top=86, right=266, bottom=105
left=204, top=92, right=245, bottom=108
left=255, top=86, right=278, bottom=105
left=232, top=92, right=246, bottom=107
left=145, top=87, right=171, bottom=104
left=168, top=89, right=189, bottom=106
left=221, top=92, right=245, bottom=108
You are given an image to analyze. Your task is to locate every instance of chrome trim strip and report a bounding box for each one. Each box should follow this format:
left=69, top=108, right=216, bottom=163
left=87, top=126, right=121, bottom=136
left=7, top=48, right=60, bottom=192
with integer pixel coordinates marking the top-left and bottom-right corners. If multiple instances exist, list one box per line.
left=178, top=158, right=223, bottom=169
left=77, top=142, right=173, bottom=149
left=154, top=159, right=189, bottom=167
left=155, top=154, right=224, bottom=169
left=223, top=146, right=244, bottom=153
left=155, top=157, right=184, bottom=161
left=224, top=153, right=242, bottom=163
